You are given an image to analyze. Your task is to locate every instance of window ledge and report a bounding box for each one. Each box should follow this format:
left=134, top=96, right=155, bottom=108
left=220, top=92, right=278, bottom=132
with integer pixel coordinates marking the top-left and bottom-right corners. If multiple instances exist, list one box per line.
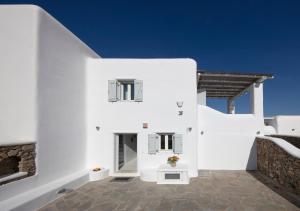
left=159, top=150, right=174, bottom=154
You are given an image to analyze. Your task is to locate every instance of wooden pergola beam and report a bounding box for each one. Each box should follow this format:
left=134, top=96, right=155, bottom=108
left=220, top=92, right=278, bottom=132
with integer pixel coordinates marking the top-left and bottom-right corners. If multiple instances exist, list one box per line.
left=198, top=84, right=245, bottom=88
left=207, top=95, right=233, bottom=98
left=198, top=71, right=273, bottom=79
left=199, top=88, right=243, bottom=92
left=206, top=92, right=239, bottom=95
left=197, top=71, right=274, bottom=99
left=198, top=79, right=252, bottom=84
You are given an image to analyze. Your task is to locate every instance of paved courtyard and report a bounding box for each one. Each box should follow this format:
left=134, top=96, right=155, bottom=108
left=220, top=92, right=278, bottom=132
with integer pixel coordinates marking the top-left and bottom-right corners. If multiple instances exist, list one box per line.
left=39, top=171, right=299, bottom=211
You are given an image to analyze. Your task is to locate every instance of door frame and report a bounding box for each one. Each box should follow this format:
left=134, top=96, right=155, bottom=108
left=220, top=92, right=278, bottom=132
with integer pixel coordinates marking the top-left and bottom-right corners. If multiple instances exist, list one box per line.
left=114, top=133, right=138, bottom=174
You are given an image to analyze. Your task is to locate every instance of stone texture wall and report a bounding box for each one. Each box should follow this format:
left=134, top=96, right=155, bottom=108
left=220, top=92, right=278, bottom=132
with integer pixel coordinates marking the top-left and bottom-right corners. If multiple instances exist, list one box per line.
left=0, top=143, right=36, bottom=185
left=269, top=135, right=300, bottom=149
left=256, top=137, right=300, bottom=195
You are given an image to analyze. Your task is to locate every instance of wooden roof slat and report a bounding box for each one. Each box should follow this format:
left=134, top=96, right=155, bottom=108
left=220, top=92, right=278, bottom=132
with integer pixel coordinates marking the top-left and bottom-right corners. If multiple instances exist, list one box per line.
left=199, top=88, right=243, bottom=92
left=198, top=84, right=246, bottom=88
left=207, top=95, right=234, bottom=98
left=207, top=96, right=232, bottom=98
left=199, top=80, right=252, bottom=84
left=206, top=91, right=239, bottom=94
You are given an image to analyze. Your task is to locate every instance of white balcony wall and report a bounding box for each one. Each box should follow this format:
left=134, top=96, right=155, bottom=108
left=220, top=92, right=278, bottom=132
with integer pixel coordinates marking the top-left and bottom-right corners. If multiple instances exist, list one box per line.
left=198, top=106, right=264, bottom=170
left=265, top=116, right=300, bottom=135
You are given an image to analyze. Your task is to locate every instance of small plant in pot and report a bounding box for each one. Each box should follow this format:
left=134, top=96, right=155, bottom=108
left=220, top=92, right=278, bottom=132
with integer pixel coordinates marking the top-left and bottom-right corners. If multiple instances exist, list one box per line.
left=167, top=155, right=179, bottom=167
left=92, top=166, right=101, bottom=172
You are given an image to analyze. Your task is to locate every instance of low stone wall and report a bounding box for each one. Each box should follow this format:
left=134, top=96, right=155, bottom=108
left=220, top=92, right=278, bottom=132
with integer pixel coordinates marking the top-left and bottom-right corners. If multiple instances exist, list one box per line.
left=256, top=137, right=300, bottom=195
left=269, top=135, right=300, bottom=149
left=0, top=143, right=36, bottom=185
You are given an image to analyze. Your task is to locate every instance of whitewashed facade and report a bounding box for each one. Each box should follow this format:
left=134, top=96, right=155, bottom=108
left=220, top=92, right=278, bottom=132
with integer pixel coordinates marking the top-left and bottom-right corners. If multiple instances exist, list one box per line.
left=0, top=5, right=299, bottom=211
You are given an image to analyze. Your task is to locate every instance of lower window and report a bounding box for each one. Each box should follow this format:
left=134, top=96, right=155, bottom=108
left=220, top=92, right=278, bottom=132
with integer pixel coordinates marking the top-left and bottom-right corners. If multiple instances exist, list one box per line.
left=159, top=134, right=173, bottom=151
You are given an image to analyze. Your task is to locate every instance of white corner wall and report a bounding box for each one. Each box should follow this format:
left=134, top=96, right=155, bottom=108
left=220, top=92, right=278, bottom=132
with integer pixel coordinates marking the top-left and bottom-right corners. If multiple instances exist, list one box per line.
left=36, top=5, right=99, bottom=183
left=0, top=5, right=100, bottom=210
left=198, top=106, right=264, bottom=170
left=265, top=116, right=300, bottom=135
left=86, top=59, right=199, bottom=177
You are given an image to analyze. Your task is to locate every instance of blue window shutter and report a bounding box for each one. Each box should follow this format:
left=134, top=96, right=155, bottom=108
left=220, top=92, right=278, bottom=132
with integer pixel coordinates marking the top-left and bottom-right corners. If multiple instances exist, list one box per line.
left=116, top=81, right=121, bottom=101
left=134, top=80, right=143, bottom=102
left=173, top=134, right=183, bottom=154
left=148, top=134, right=159, bottom=154
left=108, top=80, right=117, bottom=102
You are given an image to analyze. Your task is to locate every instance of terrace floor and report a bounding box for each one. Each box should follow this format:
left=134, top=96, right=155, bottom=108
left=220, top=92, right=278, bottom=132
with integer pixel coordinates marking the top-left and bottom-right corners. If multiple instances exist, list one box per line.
left=39, top=171, right=300, bottom=211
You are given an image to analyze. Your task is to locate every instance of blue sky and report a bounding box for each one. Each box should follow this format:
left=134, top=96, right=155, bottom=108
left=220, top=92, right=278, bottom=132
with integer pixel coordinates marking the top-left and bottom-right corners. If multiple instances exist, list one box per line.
left=1, top=0, right=300, bottom=116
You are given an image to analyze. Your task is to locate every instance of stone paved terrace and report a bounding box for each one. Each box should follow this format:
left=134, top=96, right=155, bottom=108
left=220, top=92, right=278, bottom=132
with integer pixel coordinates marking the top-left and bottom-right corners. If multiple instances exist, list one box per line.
left=39, top=171, right=300, bottom=211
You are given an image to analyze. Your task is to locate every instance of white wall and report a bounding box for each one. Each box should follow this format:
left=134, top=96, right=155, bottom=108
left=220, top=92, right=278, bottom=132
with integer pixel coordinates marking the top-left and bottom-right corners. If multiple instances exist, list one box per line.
left=198, top=80, right=265, bottom=170
left=265, top=116, right=300, bottom=135
left=0, top=5, right=39, bottom=145
left=87, top=59, right=199, bottom=177
left=198, top=106, right=264, bottom=170
left=0, top=5, right=100, bottom=206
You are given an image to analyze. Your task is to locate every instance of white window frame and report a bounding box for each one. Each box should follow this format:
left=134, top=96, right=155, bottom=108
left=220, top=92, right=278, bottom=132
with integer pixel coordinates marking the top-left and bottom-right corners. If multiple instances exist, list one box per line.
left=158, top=133, right=174, bottom=151
left=117, top=79, right=135, bottom=101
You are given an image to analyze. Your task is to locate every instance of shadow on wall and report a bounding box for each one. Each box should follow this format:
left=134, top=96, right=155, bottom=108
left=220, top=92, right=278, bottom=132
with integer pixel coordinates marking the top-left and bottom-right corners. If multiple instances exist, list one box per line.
left=247, top=171, right=300, bottom=208
left=246, top=141, right=257, bottom=170
left=247, top=137, right=300, bottom=208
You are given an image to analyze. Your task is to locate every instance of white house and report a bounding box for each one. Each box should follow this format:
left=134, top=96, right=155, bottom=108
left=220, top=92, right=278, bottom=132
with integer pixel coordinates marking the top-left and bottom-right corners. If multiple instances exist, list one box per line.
left=0, top=5, right=299, bottom=211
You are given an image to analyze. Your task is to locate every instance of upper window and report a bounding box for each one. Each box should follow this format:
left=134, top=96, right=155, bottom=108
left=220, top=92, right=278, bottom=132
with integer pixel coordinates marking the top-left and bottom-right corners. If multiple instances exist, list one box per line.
left=119, top=80, right=134, bottom=101
left=108, top=79, right=143, bottom=102
left=159, top=134, right=173, bottom=151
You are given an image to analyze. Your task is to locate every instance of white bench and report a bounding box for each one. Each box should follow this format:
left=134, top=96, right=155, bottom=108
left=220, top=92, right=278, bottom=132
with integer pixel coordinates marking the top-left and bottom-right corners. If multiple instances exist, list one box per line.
left=157, top=163, right=189, bottom=184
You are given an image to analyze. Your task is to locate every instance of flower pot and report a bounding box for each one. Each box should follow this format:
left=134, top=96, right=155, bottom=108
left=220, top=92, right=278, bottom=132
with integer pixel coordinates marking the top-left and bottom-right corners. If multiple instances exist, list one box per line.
left=170, top=162, right=176, bottom=167
left=89, top=168, right=109, bottom=181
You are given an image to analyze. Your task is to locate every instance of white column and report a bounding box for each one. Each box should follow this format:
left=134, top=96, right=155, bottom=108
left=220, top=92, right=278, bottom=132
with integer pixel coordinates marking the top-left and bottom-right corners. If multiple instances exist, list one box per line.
left=250, top=83, right=264, bottom=117
left=227, top=99, right=235, bottom=114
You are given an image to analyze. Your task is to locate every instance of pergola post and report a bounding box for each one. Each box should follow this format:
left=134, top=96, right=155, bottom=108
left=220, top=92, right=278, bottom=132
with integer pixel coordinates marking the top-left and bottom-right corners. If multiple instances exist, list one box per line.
left=227, top=99, right=235, bottom=114
left=250, top=83, right=264, bottom=117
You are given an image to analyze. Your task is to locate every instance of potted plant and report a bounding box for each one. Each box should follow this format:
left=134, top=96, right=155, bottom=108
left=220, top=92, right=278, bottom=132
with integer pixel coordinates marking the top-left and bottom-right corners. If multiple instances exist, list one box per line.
left=93, top=167, right=101, bottom=172
left=167, top=155, right=179, bottom=167
left=89, top=166, right=109, bottom=181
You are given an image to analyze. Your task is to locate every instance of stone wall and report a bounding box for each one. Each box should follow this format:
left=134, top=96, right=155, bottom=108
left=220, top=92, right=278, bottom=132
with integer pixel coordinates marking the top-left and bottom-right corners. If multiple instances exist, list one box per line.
left=0, top=143, right=36, bottom=185
left=269, top=135, right=300, bottom=149
left=256, top=137, right=300, bottom=195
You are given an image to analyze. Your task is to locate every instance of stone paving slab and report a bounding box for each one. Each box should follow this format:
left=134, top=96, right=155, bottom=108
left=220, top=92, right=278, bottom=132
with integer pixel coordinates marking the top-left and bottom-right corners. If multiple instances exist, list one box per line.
left=39, top=171, right=300, bottom=211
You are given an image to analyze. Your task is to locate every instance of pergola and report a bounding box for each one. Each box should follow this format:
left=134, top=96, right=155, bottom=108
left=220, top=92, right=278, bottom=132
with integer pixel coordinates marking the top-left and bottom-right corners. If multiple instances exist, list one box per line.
left=197, top=70, right=274, bottom=113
